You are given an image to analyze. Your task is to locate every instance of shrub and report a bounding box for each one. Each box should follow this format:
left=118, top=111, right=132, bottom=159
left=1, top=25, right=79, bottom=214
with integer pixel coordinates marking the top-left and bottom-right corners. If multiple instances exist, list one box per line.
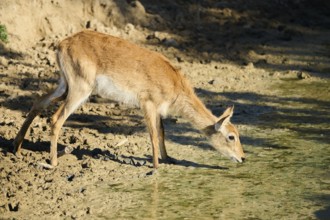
left=0, top=24, right=8, bottom=43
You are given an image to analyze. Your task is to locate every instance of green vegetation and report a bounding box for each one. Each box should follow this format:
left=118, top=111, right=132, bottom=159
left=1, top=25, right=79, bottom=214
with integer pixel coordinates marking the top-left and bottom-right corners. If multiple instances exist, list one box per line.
left=0, top=24, right=8, bottom=43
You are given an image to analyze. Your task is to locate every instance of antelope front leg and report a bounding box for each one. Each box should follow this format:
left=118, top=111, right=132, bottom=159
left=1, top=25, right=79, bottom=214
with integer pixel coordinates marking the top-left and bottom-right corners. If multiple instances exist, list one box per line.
left=48, top=101, right=77, bottom=166
left=156, top=117, right=177, bottom=165
left=49, top=103, right=66, bottom=166
left=142, top=101, right=160, bottom=169
left=157, top=117, right=168, bottom=160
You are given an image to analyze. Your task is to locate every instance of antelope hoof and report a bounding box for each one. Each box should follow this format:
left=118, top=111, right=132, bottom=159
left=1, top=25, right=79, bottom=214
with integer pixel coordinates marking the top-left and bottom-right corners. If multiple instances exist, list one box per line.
left=12, top=144, right=22, bottom=158
left=37, top=162, right=54, bottom=170
left=14, top=151, right=22, bottom=158
left=12, top=141, right=18, bottom=153
left=50, top=158, right=58, bottom=167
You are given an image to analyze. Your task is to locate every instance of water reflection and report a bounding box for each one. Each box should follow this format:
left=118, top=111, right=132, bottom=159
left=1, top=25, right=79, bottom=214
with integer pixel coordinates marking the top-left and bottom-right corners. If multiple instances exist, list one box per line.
left=150, top=181, right=159, bottom=219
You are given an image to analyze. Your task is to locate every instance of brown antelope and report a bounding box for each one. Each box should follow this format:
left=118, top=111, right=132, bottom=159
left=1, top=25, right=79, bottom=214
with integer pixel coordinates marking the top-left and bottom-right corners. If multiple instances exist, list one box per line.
left=13, top=30, right=245, bottom=168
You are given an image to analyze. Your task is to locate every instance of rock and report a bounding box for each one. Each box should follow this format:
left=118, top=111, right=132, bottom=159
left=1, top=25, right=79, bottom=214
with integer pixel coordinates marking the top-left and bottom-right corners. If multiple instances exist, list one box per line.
left=79, top=187, right=86, bottom=194
left=75, top=209, right=87, bottom=217
left=146, top=170, right=158, bottom=176
left=129, top=0, right=146, bottom=17
left=209, top=77, right=225, bottom=86
left=91, top=148, right=103, bottom=158
left=68, top=135, right=78, bottom=144
left=85, top=19, right=105, bottom=32
left=57, top=146, right=74, bottom=157
left=130, top=158, right=146, bottom=167
left=146, top=34, right=161, bottom=44
left=255, top=59, right=267, bottom=65
left=162, top=38, right=179, bottom=48
left=86, top=207, right=92, bottom=215
left=121, top=157, right=132, bottom=165
left=245, top=62, right=254, bottom=69
left=124, top=23, right=135, bottom=34
left=176, top=56, right=184, bottom=62
left=81, top=162, right=90, bottom=169
left=297, top=71, right=311, bottom=79
left=0, top=56, right=8, bottom=67
left=0, top=205, right=7, bottom=213
left=66, top=174, right=75, bottom=182
left=82, top=159, right=94, bottom=169
left=271, top=71, right=282, bottom=77
left=8, top=202, right=19, bottom=212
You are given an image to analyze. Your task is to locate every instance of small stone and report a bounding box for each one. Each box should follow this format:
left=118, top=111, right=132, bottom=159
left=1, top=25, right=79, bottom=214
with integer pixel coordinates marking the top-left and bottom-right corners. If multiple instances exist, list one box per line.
left=130, top=158, right=146, bottom=167
left=8, top=202, right=19, bottom=212
left=176, top=56, right=184, bottom=62
left=0, top=205, right=7, bottom=213
left=102, top=156, right=109, bottom=161
left=146, top=34, right=160, bottom=44
left=297, top=71, right=311, bottom=79
left=75, top=209, right=87, bottom=217
left=122, top=157, right=131, bottom=165
left=124, top=23, right=135, bottom=34
left=67, top=174, right=75, bottom=182
left=69, top=136, right=78, bottom=144
left=210, top=77, right=225, bottom=86
left=91, top=148, right=103, bottom=158
left=163, top=38, right=178, bottom=47
left=0, top=56, right=9, bottom=67
left=245, top=62, right=254, bottom=69
left=255, top=59, right=267, bottom=65
left=81, top=162, right=90, bottom=169
left=79, top=187, right=86, bottom=194
left=146, top=170, right=158, bottom=176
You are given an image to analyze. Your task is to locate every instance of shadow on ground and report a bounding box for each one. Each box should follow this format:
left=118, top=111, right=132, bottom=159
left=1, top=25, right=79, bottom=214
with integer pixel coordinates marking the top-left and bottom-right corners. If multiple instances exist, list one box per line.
left=138, top=0, right=330, bottom=74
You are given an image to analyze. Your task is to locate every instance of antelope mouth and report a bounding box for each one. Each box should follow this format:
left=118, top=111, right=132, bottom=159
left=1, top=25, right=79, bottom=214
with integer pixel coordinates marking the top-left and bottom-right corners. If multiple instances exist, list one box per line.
left=231, top=157, right=243, bottom=163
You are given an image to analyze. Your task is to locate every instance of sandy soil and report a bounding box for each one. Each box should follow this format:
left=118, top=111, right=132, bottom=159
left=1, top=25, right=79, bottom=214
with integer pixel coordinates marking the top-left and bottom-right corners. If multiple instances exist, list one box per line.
left=0, top=0, right=329, bottom=219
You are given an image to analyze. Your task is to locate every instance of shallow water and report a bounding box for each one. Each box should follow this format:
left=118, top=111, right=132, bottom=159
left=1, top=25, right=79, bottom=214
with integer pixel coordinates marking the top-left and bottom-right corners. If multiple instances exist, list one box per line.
left=88, top=79, right=330, bottom=219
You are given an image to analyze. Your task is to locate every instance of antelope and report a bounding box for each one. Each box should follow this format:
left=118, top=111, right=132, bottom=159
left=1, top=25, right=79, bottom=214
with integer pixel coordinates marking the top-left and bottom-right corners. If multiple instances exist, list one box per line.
left=12, top=30, right=245, bottom=168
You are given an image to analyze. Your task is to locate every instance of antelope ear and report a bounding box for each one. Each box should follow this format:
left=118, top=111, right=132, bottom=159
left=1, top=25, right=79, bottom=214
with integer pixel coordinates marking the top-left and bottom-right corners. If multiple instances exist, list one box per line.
left=221, top=105, right=234, bottom=119
left=214, top=106, right=234, bottom=131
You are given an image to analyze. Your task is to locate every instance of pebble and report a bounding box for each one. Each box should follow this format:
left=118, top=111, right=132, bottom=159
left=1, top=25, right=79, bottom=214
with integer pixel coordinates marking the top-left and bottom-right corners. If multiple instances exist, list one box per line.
left=81, top=162, right=90, bottom=169
left=163, top=38, right=179, bottom=48
left=209, top=77, right=225, bottom=86
left=79, top=187, right=86, bottom=194
left=91, top=148, right=103, bottom=159
left=0, top=56, right=9, bottom=67
left=146, top=170, right=158, bottom=176
left=297, top=71, right=311, bottom=79
left=129, top=157, right=146, bottom=167
left=67, top=174, right=75, bottom=182
left=8, top=202, right=19, bottom=212
left=245, top=62, right=254, bottom=69
left=121, top=157, right=132, bottom=165
left=124, top=23, right=135, bottom=34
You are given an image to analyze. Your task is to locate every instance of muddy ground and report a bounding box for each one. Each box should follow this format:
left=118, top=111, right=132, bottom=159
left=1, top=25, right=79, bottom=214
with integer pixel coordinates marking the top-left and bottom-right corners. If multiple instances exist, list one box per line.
left=0, top=0, right=329, bottom=219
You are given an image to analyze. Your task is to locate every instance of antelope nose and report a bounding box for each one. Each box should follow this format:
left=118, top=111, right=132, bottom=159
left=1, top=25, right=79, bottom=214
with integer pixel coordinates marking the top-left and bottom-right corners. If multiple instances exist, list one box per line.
left=241, top=157, right=246, bottom=162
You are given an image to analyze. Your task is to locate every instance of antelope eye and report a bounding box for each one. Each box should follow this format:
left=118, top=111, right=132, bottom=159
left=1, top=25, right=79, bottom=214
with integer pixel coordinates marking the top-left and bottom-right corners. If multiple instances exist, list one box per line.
left=228, top=135, right=235, bottom=141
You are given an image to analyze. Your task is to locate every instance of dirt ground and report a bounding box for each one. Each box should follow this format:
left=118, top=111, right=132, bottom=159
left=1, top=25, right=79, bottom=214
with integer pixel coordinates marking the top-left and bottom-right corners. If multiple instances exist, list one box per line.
left=0, top=0, right=329, bottom=219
